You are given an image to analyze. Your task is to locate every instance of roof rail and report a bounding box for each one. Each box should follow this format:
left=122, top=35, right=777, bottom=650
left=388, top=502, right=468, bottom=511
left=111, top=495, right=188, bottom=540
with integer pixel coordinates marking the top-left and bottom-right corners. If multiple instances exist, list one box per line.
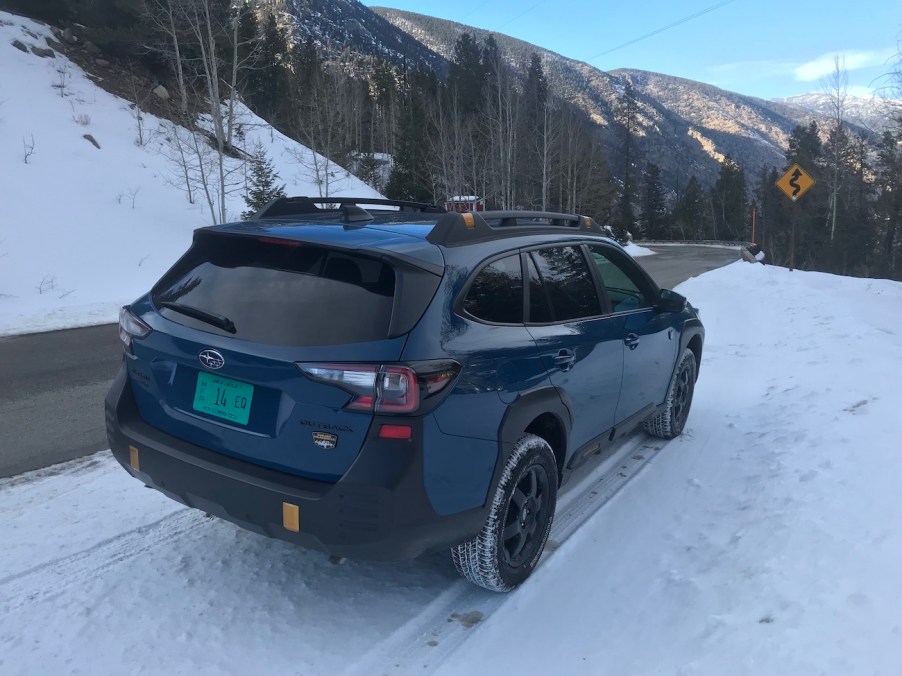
left=252, top=196, right=446, bottom=221
left=427, top=210, right=606, bottom=247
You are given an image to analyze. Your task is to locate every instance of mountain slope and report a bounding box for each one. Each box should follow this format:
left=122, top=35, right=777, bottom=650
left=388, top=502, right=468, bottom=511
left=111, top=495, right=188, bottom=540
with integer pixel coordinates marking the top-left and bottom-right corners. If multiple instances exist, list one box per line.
left=279, top=0, right=448, bottom=76
left=372, top=8, right=828, bottom=189
left=0, top=10, right=380, bottom=335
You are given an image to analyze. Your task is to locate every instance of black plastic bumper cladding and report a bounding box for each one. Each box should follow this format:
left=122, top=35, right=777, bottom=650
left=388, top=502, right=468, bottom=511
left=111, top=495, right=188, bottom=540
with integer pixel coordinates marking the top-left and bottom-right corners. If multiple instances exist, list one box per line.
left=105, top=367, right=486, bottom=561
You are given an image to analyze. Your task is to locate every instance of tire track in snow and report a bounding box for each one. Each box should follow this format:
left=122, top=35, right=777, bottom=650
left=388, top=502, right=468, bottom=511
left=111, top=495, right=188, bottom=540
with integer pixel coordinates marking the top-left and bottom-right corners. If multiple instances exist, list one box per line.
left=0, top=508, right=199, bottom=612
left=349, top=433, right=670, bottom=676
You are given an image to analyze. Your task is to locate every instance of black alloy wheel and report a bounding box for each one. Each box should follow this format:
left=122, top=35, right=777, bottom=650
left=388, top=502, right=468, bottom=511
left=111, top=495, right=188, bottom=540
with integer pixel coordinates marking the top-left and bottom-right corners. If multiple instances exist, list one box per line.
left=502, top=463, right=552, bottom=568
left=671, top=358, right=694, bottom=430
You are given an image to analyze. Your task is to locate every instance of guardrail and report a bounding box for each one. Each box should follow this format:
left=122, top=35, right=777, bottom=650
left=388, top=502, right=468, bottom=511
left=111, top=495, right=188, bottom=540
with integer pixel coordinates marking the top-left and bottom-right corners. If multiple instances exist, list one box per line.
left=637, top=240, right=749, bottom=250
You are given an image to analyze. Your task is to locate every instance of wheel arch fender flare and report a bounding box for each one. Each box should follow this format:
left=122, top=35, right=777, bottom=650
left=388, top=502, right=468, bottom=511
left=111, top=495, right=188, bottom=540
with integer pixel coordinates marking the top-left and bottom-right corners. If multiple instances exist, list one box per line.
left=677, top=318, right=704, bottom=379
left=496, top=387, right=571, bottom=482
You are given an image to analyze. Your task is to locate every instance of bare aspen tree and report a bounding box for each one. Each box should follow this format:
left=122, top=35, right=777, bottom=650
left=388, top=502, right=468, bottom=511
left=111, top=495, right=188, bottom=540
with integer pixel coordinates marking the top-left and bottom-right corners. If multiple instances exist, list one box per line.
left=226, top=7, right=240, bottom=145
left=180, top=0, right=229, bottom=222
left=127, top=61, right=153, bottom=146
left=291, top=65, right=350, bottom=198
left=142, top=0, right=189, bottom=116
left=557, top=106, right=584, bottom=214
left=538, top=100, right=561, bottom=211
left=483, top=47, right=519, bottom=209
left=143, top=0, right=253, bottom=223
left=429, top=87, right=471, bottom=201
left=162, top=119, right=195, bottom=204
left=822, top=55, right=848, bottom=241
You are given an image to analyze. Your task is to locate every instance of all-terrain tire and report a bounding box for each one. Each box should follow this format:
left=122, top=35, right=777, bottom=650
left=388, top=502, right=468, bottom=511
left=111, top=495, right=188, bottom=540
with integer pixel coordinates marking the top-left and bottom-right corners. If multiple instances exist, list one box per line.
left=451, top=434, right=557, bottom=592
left=644, top=348, right=697, bottom=439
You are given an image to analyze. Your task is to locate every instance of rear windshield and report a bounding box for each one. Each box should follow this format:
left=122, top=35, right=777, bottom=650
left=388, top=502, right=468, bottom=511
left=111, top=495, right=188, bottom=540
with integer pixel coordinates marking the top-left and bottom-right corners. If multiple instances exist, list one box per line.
left=152, top=235, right=395, bottom=346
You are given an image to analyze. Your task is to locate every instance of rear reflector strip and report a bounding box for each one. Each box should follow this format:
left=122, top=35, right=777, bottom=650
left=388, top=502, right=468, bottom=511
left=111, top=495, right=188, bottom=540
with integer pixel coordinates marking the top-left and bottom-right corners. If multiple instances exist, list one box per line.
left=378, top=424, right=412, bottom=440
left=129, top=445, right=140, bottom=471
left=283, top=502, right=300, bottom=532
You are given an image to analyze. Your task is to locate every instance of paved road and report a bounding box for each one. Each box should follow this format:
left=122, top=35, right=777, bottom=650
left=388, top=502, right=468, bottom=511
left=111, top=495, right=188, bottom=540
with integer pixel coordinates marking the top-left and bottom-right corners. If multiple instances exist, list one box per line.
left=637, top=244, right=739, bottom=290
left=0, top=324, right=121, bottom=478
left=0, top=245, right=739, bottom=478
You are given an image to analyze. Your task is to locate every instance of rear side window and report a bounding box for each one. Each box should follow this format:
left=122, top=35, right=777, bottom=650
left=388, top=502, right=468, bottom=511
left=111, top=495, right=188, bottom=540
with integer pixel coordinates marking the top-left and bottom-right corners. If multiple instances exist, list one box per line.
left=528, top=247, right=601, bottom=321
left=463, top=254, right=523, bottom=324
left=153, top=236, right=395, bottom=346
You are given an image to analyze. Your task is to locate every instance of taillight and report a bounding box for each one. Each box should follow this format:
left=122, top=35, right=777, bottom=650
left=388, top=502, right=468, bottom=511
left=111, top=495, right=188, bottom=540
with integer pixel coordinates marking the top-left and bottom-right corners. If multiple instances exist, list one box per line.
left=119, top=306, right=151, bottom=351
left=378, top=366, right=419, bottom=412
left=296, top=360, right=460, bottom=415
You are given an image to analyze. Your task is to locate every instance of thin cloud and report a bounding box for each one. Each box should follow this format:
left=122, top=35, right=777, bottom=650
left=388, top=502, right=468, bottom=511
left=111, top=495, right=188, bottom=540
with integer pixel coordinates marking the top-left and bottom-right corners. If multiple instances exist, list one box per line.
left=709, top=60, right=797, bottom=78
left=846, top=85, right=877, bottom=97
left=794, top=49, right=896, bottom=82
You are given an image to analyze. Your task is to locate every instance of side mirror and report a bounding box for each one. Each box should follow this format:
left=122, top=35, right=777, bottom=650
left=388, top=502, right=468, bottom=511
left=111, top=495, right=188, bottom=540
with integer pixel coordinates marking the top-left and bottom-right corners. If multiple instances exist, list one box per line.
left=655, top=289, right=687, bottom=313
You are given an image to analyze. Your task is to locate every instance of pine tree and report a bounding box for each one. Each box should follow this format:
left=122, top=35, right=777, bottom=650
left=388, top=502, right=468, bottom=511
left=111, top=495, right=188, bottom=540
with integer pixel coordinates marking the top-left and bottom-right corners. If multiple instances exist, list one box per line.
left=640, top=162, right=668, bottom=239
left=672, top=176, right=708, bottom=240
left=875, top=129, right=902, bottom=279
left=614, top=78, right=640, bottom=237
left=385, top=68, right=438, bottom=203
left=710, top=156, right=747, bottom=241
left=752, top=167, right=785, bottom=260
left=249, top=13, right=290, bottom=125
left=448, top=33, right=486, bottom=118
left=242, top=145, right=286, bottom=219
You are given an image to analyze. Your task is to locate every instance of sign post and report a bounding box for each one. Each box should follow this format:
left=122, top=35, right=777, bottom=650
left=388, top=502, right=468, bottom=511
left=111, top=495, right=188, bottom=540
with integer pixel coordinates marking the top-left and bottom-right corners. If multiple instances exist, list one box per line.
left=776, top=164, right=815, bottom=270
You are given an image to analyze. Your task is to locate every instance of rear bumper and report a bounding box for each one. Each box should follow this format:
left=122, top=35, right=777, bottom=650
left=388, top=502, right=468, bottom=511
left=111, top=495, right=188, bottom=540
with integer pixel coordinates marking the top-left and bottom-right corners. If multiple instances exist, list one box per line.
left=104, top=366, right=486, bottom=561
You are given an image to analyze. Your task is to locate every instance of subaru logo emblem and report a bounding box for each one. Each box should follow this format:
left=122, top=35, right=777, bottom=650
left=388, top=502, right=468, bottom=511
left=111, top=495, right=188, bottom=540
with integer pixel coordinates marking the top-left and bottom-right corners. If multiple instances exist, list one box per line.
left=198, top=349, right=225, bottom=370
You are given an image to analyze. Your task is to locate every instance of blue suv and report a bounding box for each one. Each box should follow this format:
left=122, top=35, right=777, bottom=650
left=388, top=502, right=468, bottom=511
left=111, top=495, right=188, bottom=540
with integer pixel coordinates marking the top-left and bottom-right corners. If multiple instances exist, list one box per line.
left=105, top=198, right=703, bottom=592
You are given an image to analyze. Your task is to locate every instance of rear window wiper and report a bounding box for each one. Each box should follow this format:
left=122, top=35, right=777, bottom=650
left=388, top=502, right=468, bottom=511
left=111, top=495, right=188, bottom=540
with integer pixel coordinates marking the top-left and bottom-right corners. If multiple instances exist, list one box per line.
left=158, top=301, right=237, bottom=334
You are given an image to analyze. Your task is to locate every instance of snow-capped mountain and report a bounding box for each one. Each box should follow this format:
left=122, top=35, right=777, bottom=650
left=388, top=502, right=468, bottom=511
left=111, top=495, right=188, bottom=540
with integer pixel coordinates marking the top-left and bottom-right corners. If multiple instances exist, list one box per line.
left=773, top=92, right=901, bottom=133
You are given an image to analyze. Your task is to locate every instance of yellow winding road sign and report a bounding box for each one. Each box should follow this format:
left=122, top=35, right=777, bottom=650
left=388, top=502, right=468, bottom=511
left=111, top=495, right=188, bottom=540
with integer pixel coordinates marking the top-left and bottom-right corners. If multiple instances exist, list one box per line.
left=776, top=163, right=815, bottom=202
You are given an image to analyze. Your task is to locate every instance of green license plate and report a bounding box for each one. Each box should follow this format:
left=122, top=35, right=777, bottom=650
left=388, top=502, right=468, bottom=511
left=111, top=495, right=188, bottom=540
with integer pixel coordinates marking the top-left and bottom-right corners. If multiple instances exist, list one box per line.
left=192, top=371, right=254, bottom=425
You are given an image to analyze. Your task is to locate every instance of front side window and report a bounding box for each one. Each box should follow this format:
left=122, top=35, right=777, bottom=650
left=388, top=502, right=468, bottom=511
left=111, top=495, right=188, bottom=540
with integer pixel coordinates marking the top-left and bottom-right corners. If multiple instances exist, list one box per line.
left=587, top=245, right=652, bottom=313
left=528, top=246, right=602, bottom=322
left=463, top=254, right=523, bottom=323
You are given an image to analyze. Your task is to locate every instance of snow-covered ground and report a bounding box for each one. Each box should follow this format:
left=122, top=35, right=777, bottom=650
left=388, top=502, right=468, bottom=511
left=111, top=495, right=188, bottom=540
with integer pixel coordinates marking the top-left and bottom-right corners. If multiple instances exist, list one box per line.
left=2, top=261, right=901, bottom=675
left=624, top=242, right=655, bottom=257
left=0, top=12, right=380, bottom=336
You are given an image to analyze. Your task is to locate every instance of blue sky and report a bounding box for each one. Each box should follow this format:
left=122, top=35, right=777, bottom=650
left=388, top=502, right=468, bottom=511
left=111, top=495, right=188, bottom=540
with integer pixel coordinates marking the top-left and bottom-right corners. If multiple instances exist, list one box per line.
left=364, top=0, right=901, bottom=100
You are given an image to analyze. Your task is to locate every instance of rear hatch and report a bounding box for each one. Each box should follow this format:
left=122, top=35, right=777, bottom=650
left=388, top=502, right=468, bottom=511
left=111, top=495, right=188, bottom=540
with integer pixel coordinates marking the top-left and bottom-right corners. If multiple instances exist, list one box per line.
left=124, top=230, right=441, bottom=482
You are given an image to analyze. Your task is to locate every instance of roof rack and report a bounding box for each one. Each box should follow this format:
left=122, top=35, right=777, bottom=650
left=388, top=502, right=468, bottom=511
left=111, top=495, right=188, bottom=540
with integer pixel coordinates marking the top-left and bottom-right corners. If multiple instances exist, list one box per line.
left=252, top=196, right=446, bottom=222
left=426, top=210, right=607, bottom=247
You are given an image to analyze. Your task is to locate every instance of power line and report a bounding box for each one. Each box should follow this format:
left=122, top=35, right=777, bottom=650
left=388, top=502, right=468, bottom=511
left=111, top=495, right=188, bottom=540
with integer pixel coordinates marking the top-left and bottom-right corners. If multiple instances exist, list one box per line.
left=585, top=0, right=739, bottom=61
left=458, top=2, right=492, bottom=24
left=495, top=0, right=551, bottom=31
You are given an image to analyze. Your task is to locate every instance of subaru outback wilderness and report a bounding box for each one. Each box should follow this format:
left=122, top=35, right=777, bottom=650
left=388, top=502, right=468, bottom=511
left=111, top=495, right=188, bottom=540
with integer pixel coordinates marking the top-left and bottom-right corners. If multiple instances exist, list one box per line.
left=106, top=197, right=703, bottom=592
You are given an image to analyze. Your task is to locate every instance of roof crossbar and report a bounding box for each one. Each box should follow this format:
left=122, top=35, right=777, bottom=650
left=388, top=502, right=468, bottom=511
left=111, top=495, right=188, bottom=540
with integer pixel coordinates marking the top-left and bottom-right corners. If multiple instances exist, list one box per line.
left=252, top=196, right=445, bottom=221
left=427, top=210, right=607, bottom=246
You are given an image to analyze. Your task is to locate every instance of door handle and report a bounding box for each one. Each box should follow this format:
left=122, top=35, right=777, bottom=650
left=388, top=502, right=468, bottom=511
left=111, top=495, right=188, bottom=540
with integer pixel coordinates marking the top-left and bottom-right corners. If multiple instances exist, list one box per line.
left=624, top=333, right=640, bottom=350
left=553, top=349, right=576, bottom=371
